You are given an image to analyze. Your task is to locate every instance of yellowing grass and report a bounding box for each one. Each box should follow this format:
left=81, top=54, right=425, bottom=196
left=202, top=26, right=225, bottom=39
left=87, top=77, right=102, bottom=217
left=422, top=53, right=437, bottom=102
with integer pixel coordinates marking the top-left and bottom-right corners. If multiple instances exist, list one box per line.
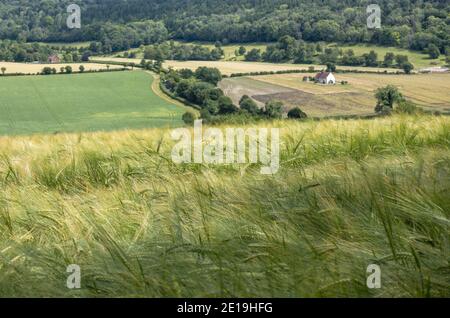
left=91, top=57, right=399, bottom=75
left=251, top=72, right=450, bottom=112
left=0, top=115, right=449, bottom=297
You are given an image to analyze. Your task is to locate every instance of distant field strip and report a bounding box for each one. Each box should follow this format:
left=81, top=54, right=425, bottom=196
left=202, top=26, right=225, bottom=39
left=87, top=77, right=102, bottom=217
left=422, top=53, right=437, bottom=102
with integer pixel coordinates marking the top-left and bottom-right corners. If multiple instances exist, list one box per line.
left=0, top=71, right=184, bottom=135
left=91, top=57, right=399, bottom=75
left=0, top=62, right=123, bottom=74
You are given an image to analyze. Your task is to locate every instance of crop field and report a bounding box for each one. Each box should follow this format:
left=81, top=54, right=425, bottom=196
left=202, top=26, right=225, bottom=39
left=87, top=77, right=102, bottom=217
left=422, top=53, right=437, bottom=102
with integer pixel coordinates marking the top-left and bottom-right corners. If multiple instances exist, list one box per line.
left=220, top=73, right=450, bottom=117
left=0, top=115, right=449, bottom=297
left=91, top=57, right=399, bottom=75
left=114, top=41, right=444, bottom=68
left=0, top=62, right=123, bottom=75
left=164, top=60, right=401, bottom=75
left=0, top=71, right=184, bottom=135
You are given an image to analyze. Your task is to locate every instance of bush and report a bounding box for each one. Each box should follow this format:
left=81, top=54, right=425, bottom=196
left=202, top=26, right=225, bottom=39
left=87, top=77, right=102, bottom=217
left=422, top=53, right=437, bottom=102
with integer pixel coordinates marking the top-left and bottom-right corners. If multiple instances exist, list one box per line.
left=244, top=49, right=262, bottom=62
left=41, top=67, right=53, bottom=75
left=194, top=67, right=222, bottom=85
left=288, top=107, right=308, bottom=119
left=182, top=112, right=197, bottom=125
left=375, top=104, right=393, bottom=116
left=239, top=95, right=259, bottom=115
left=218, top=96, right=238, bottom=114
left=394, top=100, right=422, bottom=115
left=199, top=108, right=212, bottom=122
left=427, top=44, right=440, bottom=59
left=263, top=100, right=284, bottom=119
left=402, top=62, right=414, bottom=74
left=375, top=85, right=403, bottom=111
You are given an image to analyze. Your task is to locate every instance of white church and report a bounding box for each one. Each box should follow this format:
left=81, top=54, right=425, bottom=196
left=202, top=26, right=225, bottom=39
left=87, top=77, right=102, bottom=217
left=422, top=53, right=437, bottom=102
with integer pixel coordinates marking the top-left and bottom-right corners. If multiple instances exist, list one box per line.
left=314, top=72, right=336, bottom=85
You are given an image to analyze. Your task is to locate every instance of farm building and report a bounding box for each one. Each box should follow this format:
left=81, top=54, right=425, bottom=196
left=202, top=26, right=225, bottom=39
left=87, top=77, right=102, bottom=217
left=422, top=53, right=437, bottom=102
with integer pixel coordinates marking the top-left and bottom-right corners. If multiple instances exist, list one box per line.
left=47, top=54, right=60, bottom=64
left=314, top=72, right=336, bottom=84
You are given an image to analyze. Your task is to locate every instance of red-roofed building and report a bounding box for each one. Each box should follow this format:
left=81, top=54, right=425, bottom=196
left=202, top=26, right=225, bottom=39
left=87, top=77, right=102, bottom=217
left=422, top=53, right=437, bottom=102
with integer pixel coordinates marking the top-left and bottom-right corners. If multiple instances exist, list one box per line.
left=314, top=72, right=336, bottom=84
left=48, top=54, right=60, bottom=64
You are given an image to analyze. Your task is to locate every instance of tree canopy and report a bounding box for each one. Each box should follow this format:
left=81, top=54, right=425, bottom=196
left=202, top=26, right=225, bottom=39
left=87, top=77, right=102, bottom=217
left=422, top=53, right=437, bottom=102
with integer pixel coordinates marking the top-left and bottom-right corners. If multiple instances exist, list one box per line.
left=0, top=0, right=448, bottom=55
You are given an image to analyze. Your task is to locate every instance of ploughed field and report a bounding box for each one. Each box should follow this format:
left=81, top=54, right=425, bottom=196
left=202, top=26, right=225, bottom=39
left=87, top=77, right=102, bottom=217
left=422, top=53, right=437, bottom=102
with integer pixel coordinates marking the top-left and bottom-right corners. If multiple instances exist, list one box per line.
left=219, top=73, right=450, bottom=118
left=0, top=71, right=184, bottom=135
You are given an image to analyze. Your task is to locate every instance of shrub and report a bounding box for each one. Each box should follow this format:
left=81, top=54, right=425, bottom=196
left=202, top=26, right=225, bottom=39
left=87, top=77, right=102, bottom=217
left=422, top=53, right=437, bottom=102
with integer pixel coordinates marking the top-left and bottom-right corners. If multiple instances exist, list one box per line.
left=239, top=95, right=259, bottom=115
left=427, top=44, right=440, bottom=59
left=218, top=96, right=238, bottom=114
left=182, top=112, right=197, bottom=125
left=402, top=62, right=414, bottom=74
left=375, top=85, right=403, bottom=111
left=41, top=67, right=53, bottom=75
left=263, top=100, right=284, bottom=119
left=288, top=107, right=308, bottom=119
left=199, top=108, right=212, bottom=122
left=394, top=100, right=422, bottom=115
left=194, top=67, right=222, bottom=85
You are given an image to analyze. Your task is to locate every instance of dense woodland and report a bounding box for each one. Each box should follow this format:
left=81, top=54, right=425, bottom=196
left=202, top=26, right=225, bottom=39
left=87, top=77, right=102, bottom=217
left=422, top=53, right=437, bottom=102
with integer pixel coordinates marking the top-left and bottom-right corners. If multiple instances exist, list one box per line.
left=0, top=0, right=449, bottom=56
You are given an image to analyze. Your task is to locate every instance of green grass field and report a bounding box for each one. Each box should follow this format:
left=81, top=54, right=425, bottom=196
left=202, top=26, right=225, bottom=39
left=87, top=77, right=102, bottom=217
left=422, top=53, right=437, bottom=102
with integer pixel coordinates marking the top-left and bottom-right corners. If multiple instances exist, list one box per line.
left=0, top=115, right=449, bottom=297
left=176, top=41, right=445, bottom=67
left=37, top=41, right=91, bottom=49
left=330, top=43, right=447, bottom=69
left=0, top=71, right=184, bottom=135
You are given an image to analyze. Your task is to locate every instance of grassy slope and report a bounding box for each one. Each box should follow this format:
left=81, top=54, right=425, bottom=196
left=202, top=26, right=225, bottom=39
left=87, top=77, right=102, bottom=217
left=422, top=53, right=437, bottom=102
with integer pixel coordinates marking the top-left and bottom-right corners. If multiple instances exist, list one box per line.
left=332, top=43, right=447, bottom=69
left=0, top=71, right=185, bottom=135
left=115, top=41, right=268, bottom=61
left=0, top=115, right=449, bottom=297
left=117, top=41, right=445, bottom=68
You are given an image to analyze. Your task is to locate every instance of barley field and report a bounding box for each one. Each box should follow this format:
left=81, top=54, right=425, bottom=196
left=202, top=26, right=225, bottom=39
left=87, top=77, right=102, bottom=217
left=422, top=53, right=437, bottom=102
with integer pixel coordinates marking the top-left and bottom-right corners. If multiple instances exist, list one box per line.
left=0, top=115, right=449, bottom=297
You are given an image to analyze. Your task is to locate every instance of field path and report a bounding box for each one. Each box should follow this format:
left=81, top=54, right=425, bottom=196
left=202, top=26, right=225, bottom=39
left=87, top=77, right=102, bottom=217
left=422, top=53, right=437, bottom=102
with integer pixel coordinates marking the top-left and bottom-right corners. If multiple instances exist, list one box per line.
left=147, top=71, right=197, bottom=113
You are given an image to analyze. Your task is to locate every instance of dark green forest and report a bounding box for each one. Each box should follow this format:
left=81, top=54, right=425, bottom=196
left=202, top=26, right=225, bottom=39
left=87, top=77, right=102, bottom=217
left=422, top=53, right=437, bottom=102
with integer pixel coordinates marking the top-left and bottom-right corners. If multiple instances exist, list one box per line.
left=0, top=0, right=449, bottom=56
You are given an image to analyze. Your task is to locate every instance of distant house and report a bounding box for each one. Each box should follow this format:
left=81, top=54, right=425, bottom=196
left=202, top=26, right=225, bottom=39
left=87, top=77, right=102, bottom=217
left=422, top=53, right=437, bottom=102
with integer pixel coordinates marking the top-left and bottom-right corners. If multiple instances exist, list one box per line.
left=314, top=72, right=336, bottom=84
left=48, top=54, right=60, bottom=64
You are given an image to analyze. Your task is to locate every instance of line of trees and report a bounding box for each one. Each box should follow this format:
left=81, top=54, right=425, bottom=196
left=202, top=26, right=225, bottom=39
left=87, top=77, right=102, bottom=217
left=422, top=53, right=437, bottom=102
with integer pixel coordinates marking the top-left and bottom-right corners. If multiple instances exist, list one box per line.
left=142, top=42, right=223, bottom=61
left=161, top=66, right=308, bottom=123
left=245, top=36, right=415, bottom=72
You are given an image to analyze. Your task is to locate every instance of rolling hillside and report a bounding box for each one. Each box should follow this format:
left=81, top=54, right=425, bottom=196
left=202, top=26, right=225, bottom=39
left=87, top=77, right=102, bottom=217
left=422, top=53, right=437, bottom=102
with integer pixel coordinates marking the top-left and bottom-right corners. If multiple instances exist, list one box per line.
left=0, top=71, right=185, bottom=135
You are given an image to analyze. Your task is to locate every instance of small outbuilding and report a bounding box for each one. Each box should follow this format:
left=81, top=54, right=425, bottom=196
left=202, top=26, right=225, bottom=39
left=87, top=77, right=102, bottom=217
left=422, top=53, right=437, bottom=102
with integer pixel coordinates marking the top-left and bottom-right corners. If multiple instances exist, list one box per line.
left=48, top=54, right=60, bottom=64
left=314, top=72, right=336, bottom=84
